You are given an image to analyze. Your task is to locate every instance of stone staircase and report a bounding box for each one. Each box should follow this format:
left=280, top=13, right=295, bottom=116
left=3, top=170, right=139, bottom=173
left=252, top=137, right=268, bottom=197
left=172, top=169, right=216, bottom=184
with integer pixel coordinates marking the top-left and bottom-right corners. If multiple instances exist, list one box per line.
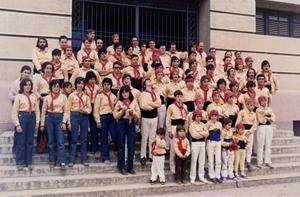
left=0, top=127, right=300, bottom=196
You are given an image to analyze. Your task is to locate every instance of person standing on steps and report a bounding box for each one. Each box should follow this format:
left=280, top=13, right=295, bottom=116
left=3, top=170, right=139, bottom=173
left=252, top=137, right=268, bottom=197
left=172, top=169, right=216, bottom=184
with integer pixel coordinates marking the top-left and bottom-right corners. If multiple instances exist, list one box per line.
left=11, top=78, right=40, bottom=171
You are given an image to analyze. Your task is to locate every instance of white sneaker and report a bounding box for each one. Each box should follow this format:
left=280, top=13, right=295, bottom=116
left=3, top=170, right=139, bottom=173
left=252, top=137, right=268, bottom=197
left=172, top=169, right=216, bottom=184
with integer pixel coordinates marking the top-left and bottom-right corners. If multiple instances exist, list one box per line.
left=190, top=180, right=196, bottom=184
left=199, top=178, right=209, bottom=184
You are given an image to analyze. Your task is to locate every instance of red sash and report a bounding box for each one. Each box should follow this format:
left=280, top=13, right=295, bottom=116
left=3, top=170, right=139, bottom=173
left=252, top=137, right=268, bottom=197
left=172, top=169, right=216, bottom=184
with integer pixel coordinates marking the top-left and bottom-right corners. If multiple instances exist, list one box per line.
left=174, top=102, right=187, bottom=118
left=23, top=93, right=33, bottom=112
left=103, top=91, right=113, bottom=110
left=176, top=135, right=187, bottom=155
left=50, top=92, right=60, bottom=111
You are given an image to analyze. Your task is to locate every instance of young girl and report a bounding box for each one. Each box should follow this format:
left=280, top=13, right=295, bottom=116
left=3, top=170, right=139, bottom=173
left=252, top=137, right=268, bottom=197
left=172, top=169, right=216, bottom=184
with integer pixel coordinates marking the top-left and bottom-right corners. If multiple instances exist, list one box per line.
left=233, top=123, right=248, bottom=177
left=189, top=110, right=209, bottom=184
left=223, top=91, right=240, bottom=127
left=150, top=128, right=167, bottom=185
left=40, top=79, right=68, bottom=169
left=113, top=85, right=141, bottom=175
left=12, top=78, right=40, bottom=170
left=173, top=125, right=190, bottom=184
left=206, top=110, right=223, bottom=184
left=221, top=118, right=235, bottom=180
left=68, top=77, right=92, bottom=167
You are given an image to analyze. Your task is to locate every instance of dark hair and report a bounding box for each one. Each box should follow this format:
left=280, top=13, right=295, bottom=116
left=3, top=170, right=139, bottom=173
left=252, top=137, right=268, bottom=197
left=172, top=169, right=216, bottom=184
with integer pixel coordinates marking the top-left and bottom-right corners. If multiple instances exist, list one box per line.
left=185, top=69, right=192, bottom=76
left=174, top=90, right=183, bottom=97
left=131, top=35, right=138, bottom=41
left=52, top=48, right=61, bottom=57
left=87, top=29, right=95, bottom=33
left=246, top=68, right=256, bottom=78
left=142, top=78, right=151, bottom=91
left=235, top=61, right=244, bottom=70
left=154, top=63, right=164, bottom=70
left=217, top=78, right=226, bottom=88
left=171, top=56, right=179, bottom=63
left=156, top=128, right=166, bottom=135
left=124, top=45, right=133, bottom=54
left=229, top=81, right=239, bottom=90
left=147, top=39, right=155, bottom=46
left=200, top=75, right=209, bottom=84
left=82, top=38, right=92, bottom=44
left=227, top=67, right=235, bottom=77
left=20, top=65, right=32, bottom=73
left=222, top=117, right=232, bottom=126
left=119, top=85, right=134, bottom=102
left=208, top=47, right=216, bottom=52
left=122, top=73, right=132, bottom=83
left=159, top=43, right=166, bottom=48
left=139, top=42, right=147, bottom=48
left=246, top=80, right=256, bottom=88
left=206, top=64, right=215, bottom=71
left=131, top=54, right=139, bottom=60
left=261, top=60, right=270, bottom=69
left=223, top=55, right=231, bottom=62
left=188, top=51, right=197, bottom=57
left=114, top=43, right=123, bottom=51
left=36, top=37, right=48, bottom=48
left=176, top=125, right=185, bottom=133
left=49, top=79, right=61, bottom=92
left=185, top=74, right=194, bottom=82
left=59, top=35, right=68, bottom=41
left=41, top=61, right=54, bottom=74
left=102, top=77, right=113, bottom=87
left=234, top=50, right=241, bottom=56
left=256, top=74, right=265, bottom=80
left=85, top=71, right=97, bottom=83
left=113, top=61, right=123, bottom=68
left=19, top=78, right=33, bottom=93
left=74, top=77, right=86, bottom=91
left=188, top=43, right=196, bottom=51
left=98, top=48, right=107, bottom=58
left=206, top=55, right=215, bottom=62
left=62, top=81, right=72, bottom=89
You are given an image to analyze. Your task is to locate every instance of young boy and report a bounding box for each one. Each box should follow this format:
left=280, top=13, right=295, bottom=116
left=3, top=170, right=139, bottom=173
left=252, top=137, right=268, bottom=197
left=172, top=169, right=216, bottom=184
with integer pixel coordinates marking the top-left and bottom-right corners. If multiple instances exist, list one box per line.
left=233, top=123, right=248, bottom=178
left=194, top=97, right=208, bottom=124
left=206, top=110, right=223, bottom=184
left=256, top=96, right=275, bottom=169
left=221, top=118, right=235, bottom=180
left=62, top=82, right=73, bottom=148
left=173, top=125, right=190, bottom=184
left=189, top=110, right=209, bottom=184
left=150, top=128, right=167, bottom=185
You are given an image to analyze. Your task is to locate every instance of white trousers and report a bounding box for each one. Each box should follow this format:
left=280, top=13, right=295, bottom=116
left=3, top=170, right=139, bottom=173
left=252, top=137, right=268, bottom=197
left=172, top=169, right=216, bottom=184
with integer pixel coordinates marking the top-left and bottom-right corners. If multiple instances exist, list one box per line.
left=221, top=148, right=235, bottom=178
left=206, top=140, right=221, bottom=179
left=246, top=132, right=254, bottom=163
left=157, top=105, right=166, bottom=129
left=141, top=117, right=158, bottom=158
left=256, top=125, right=273, bottom=165
left=190, top=141, right=206, bottom=181
left=169, top=126, right=177, bottom=173
left=150, top=155, right=165, bottom=182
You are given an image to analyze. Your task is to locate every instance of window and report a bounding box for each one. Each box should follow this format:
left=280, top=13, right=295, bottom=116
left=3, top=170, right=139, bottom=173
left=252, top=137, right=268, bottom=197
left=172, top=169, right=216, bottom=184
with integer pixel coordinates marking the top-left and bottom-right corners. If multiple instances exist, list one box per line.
left=256, top=9, right=300, bottom=38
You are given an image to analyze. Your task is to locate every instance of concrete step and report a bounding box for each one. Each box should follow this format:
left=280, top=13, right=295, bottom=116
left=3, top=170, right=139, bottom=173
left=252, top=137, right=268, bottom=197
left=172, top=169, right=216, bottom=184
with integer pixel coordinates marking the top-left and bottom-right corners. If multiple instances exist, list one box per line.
left=1, top=172, right=300, bottom=197
left=272, top=130, right=294, bottom=138
left=271, top=137, right=300, bottom=146
left=0, top=161, right=300, bottom=192
left=271, top=145, right=300, bottom=154
left=252, top=153, right=300, bottom=164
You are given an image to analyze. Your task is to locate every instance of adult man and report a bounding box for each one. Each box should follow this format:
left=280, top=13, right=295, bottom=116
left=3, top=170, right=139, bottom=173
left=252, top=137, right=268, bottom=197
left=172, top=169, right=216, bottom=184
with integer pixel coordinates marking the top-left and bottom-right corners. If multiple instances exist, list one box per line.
left=107, top=33, right=120, bottom=56
left=159, top=44, right=171, bottom=69
left=58, top=35, right=69, bottom=52
left=131, top=36, right=140, bottom=55
left=32, top=37, right=52, bottom=73
left=81, top=29, right=96, bottom=50
left=77, top=39, right=98, bottom=65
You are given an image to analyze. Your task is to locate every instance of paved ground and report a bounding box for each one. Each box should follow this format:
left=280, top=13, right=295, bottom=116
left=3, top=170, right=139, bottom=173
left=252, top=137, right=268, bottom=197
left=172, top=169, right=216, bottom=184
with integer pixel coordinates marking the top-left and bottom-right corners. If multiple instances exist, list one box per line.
left=144, top=182, right=300, bottom=196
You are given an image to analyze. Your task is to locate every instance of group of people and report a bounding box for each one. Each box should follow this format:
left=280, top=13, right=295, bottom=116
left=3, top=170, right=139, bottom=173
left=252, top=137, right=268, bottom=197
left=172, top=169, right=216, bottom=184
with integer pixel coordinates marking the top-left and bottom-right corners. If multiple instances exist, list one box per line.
left=9, top=29, right=279, bottom=185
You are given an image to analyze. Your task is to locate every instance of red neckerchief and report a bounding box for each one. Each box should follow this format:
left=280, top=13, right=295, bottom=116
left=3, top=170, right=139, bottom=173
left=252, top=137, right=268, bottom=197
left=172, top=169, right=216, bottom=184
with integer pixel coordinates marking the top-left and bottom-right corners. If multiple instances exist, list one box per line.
left=102, top=91, right=113, bottom=110
left=262, top=71, right=271, bottom=82
left=151, top=136, right=166, bottom=155
left=233, top=91, right=241, bottom=107
left=170, top=67, right=179, bottom=75
left=200, top=86, right=209, bottom=102
left=145, top=89, right=157, bottom=102
left=176, top=135, right=187, bottom=155
left=86, top=83, right=95, bottom=102
left=227, top=76, right=236, bottom=83
left=174, top=101, right=187, bottom=118
left=23, top=92, right=33, bottom=112
left=220, top=91, right=226, bottom=103
left=112, top=71, right=122, bottom=88
left=207, top=73, right=215, bottom=83
left=192, top=71, right=198, bottom=79
left=42, top=74, right=53, bottom=85
left=76, top=92, right=85, bottom=109
left=83, top=47, right=92, bottom=57
left=123, top=99, right=132, bottom=124
left=100, top=59, right=109, bottom=70
left=246, top=77, right=255, bottom=82
left=53, top=61, right=62, bottom=72
left=258, top=85, right=264, bottom=90
left=113, top=54, right=123, bottom=67
left=247, top=90, right=256, bottom=99
left=50, top=92, right=60, bottom=111
left=141, top=53, right=145, bottom=66
left=131, top=63, right=140, bottom=79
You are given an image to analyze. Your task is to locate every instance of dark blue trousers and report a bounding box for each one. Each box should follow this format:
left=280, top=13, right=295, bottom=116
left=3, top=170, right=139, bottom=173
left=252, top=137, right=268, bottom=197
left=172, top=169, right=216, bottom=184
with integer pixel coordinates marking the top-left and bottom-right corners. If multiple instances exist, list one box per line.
left=100, top=114, right=117, bottom=161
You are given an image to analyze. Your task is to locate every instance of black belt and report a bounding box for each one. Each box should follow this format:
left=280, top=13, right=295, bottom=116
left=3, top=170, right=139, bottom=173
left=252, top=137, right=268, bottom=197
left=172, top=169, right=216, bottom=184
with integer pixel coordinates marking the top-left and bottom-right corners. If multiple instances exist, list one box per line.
left=243, top=124, right=253, bottom=130
left=259, top=121, right=271, bottom=125
left=141, top=109, right=158, bottom=119
left=160, top=95, right=165, bottom=104
left=183, top=101, right=195, bottom=112
left=191, top=137, right=205, bottom=142
left=171, top=119, right=185, bottom=126
left=41, top=93, right=48, bottom=97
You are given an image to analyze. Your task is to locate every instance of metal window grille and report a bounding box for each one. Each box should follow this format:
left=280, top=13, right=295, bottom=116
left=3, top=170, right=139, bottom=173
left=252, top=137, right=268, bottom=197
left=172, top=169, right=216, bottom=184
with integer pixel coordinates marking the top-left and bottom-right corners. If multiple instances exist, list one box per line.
left=72, top=0, right=198, bottom=51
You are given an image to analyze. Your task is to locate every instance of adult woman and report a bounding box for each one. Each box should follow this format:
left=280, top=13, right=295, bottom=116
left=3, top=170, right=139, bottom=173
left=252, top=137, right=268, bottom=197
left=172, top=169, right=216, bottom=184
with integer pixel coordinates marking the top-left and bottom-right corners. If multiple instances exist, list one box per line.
left=40, top=79, right=68, bottom=168
left=68, top=77, right=92, bottom=167
left=12, top=78, right=40, bottom=170
left=113, top=85, right=141, bottom=175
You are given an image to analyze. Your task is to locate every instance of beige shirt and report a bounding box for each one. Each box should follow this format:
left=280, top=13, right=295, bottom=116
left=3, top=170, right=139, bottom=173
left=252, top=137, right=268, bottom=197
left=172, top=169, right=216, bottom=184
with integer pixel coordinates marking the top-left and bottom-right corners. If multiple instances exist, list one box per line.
left=11, top=93, right=40, bottom=126
left=40, top=93, right=69, bottom=126
left=85, top=84, right=101, bottom=103
left=256, top=106, right=275, bottom=124
left=32, top=48, right=52, bottom=71
left=77, top=48, right=98, bottom=64
left=152, top=135, right=167, bottom=155
left=113, top=99, right=141, bottom=121
left=207, top=102, right=225, bottom=117
left=93, top=91, right=118, bottom=123
left=173, top=137, right=190, bottom=158
left=189, top=121, right=209, bottom=139
left=67, top=91, right=92, bottom=114
left=236, top=108, right=257, bottom=133
left=164, top=80, right=186, bottom=98
left=32, top=74, right=52, bottom=97
left=166, top=103, right=188, bottom=133
left=223, top=103, right=240, bottom=117
left=61, top=56, right=79, bottom=76
left=69, top=67, right=101, bottom=85
left=221, top=128, right=234, bottom=147
left=139, top=91, right=161, bottom=111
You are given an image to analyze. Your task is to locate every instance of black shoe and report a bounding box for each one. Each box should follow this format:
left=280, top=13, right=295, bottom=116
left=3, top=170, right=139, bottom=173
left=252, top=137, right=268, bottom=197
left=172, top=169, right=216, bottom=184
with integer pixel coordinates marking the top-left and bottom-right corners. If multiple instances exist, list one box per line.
left=119, top=169, right=128, bottom=175
left=81, top=161, right=89, bottom=167
left=246, top=162, right=253, bottom=172
left=127, top=169, right=136, bottom=175
left=210, top=178, right=218, bottom=184
left=148, top=158, right=153, bottom=162
left=150, top=180, right=156, bottom=185
left=216, top=178, right=223, bottom=184
left=140, top=157, right=146, bottom=166
left=265, top=163, right=274, bottom=169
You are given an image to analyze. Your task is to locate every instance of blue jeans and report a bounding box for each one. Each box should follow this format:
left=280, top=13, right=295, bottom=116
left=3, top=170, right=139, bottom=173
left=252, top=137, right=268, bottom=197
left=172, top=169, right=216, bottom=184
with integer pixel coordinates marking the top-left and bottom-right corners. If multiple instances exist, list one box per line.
left=70, top=112, right=89, bottom=162
left=100, top=114, right=117, bottom=161
left=117, top=119, right=136, bottom=171
left=46, top=112, right=66, bottom=164
left=88, top=106, right=99, bottom=153
left=15, top=112, right=36, bottom=165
